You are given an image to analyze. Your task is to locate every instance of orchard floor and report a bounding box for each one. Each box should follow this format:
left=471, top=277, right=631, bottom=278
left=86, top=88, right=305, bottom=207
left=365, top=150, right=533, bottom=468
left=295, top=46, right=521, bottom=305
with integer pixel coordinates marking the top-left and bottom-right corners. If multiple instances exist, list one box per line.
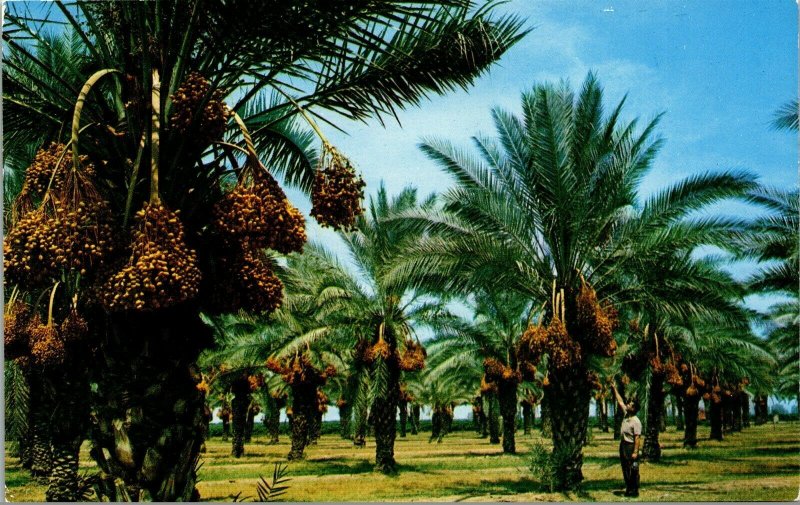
left=5, top=422, right=799, bottom=502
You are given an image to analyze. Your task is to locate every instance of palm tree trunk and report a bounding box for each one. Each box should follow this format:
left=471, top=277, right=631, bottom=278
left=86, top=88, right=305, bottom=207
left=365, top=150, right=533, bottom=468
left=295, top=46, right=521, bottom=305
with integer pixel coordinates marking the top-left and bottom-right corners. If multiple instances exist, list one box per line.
left=338, top=403, right=352, bottom=439
left=675, top=395, right=685, bottom=430
left=709, top=397, right=724, bottom=441
left=45, top=367, right=91, bottom=502
left=288, top=383, right=316, bottom=460
left=548, top=365, right=592, bottom=491
left=498, top=381, right=517, bottom=453
left=29, top=403, right=52, bottom=479
left=222, top=418, right=230, bottom=441
left=372, top=364, right=400, bottom=473
left=541, top=393, right=552, bottom=438
left=487, top=393, right=501, bottom=444
left=309, top=409, right=322, bottom=445
left=683, top=393, right=700, bottom=448
left=410, top=404, right=420, bottom=435
left=88, top=309, right=212, bottom=501
left=444, top=407, right=454, bottom=435
left=398, top=399, right=408, bottom=438
left=244, top=404, right=257, bottom=443
left=522, top=401, right=532, bottom=435
left=659, top=403, right=667, bottom=432
left=265, top=396, right=283, bottom=444
left=46, top=437, right=81, bottom=502
left=430, top=410, right=442, bottom=442
left=732, top=393, right=743, bottom=432
left=231, top=378, right=250, bottom=458
left=478, top=394, right=488, bottom=437
left=643, top=372, right=665, bottom=461
left=598, top=398, right=609, bottom=433
left=353, top=403, right=367, bottom=446
left=740, top=392, right=750, bottom=428
left=754, top=395, right=768, bottom=424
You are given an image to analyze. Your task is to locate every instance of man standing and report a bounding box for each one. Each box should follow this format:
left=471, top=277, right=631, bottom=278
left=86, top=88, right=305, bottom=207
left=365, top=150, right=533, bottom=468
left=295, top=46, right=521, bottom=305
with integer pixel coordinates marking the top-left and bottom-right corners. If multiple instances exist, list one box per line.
left=613, top=384, right=642, bottom=497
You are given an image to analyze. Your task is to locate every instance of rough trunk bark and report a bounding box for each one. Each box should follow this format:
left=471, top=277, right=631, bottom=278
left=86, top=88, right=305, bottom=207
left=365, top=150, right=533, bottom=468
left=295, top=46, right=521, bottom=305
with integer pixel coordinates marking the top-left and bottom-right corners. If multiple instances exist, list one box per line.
left=309, top=410, right=322, bottom=445
left=88, top=308, right=212, bottom=501
left=478, top=394, right=488, bottom=438
left=265, top=396, right=284, bottom=444
left=598, top=398, right=608, bottom=433
left=722, top=394, right=733, bottom=433
left=372, top=361, right=400, bottom=473
left=549, top=365, right=592, bottom=491
left=659, top=403, right=667, bottom=432
left=731, top=394, right=743, bottom=432
left=709, top=398, right=724, bottom=441
left=487, top=393, right=501, bottom=444
left=754, top=395, right=768, bottom=425
left=683, top=393, right=700, bottom=448
left=522, top=402, right=532, bottom=435
left=231, top=378, right=250, bottom=458
left=244, top=405, right=258, bottom=443
left=740, top=392, right=750, bottom=428
left=498, top=382, right=517, bottom=454
left=30, top=407, right=52, bottom=479
left=675, top=395, right=685, bottom=431
left=288, top=383, right=315, bottom=460
left=410, top=405, right=420, bottom=435
left=221, top=419, right=230, bottom=441
left=46, top=438, right=82, bottom=501
left=430, top=410, right=442, bottom=443
left=45, top=366, right=90, bottom=502
left=398, top=400, right=408, bottom=438
left=540, top=393, right=552, bottom=438
left=353, top=404, right=367, bottom=447
left=642, top=373, right=664, bottom=461
left=338, top=404, right=352, bottom=439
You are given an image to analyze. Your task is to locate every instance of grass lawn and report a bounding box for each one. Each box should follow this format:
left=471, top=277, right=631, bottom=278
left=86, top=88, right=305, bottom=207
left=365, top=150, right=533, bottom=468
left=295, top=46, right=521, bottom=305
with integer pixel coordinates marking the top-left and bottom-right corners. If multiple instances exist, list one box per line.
left=5, top=422, right=799, bottom=501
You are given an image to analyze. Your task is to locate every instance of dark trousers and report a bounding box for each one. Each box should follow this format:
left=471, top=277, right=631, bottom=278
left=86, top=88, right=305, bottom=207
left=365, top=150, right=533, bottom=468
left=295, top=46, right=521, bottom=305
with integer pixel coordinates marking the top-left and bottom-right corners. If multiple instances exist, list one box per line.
left=619, top=441, right=640, bottom=496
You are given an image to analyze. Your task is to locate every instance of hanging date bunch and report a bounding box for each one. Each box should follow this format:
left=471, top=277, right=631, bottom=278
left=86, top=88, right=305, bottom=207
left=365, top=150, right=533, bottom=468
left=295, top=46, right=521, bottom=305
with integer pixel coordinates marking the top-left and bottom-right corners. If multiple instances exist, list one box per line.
left=100, top=201, right=201, bottom=311
left=316, top=390, right=329, bottom=413
left=311, top=142, right=365, bottom=231
left=546, top=287, right=582, bottom=371
left=518, top=322, right=547, bottom=378
left=60, top=296, right=89, bottom=343
left=248, top=373, right=265, bottom=392
left=212, top=165, right=306, bottom=254
left=364, top=331, right=399, bottom=365
left=665, top=361, right=682, bottom=387
left=4, top=290, right=31, bottom=359
left=483, top=357, right=521, bottom=384
left=266, top=353, right=335, bottom=387
left=575, top=276, right=618, bottom=357
left=169, top=71, right=232, bottom=148
left=399, top=339, right=427, bottom=371
left=212, top=245, right=283, bottom=315
left=29, top=284, right=66, bottom=367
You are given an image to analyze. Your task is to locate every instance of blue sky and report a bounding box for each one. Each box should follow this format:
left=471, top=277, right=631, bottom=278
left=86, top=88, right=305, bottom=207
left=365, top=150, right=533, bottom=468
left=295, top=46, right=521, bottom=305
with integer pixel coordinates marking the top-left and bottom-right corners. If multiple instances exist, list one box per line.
left=285, top=0, right=797, bottom=318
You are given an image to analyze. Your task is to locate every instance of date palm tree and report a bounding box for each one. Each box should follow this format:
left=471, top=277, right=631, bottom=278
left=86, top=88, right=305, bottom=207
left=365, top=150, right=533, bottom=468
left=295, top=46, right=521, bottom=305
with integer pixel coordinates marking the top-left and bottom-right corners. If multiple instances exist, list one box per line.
left=4, top=2, right=525, bottom=499
left=387, top=73, right=758, bottom=489
left=420, top=289, right=533, bottom=453
left=284, top=186, right=455, bottom=472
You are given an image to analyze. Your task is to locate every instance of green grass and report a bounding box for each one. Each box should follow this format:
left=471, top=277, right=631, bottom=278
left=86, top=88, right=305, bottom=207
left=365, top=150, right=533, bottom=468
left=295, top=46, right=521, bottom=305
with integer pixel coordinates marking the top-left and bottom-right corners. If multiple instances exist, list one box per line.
left=5, top=422, right=799, bottom=501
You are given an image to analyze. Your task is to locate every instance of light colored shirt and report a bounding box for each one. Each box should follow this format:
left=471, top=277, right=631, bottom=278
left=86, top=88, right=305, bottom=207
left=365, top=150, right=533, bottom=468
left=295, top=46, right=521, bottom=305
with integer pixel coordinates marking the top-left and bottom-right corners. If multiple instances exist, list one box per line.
left=621, top=415, right=642, bottom=443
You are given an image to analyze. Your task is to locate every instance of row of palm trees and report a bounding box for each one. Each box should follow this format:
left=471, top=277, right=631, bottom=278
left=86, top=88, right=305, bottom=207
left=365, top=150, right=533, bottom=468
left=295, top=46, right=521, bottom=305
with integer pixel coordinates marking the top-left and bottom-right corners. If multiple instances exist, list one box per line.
left=196, top=79, right=794, bottom=489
